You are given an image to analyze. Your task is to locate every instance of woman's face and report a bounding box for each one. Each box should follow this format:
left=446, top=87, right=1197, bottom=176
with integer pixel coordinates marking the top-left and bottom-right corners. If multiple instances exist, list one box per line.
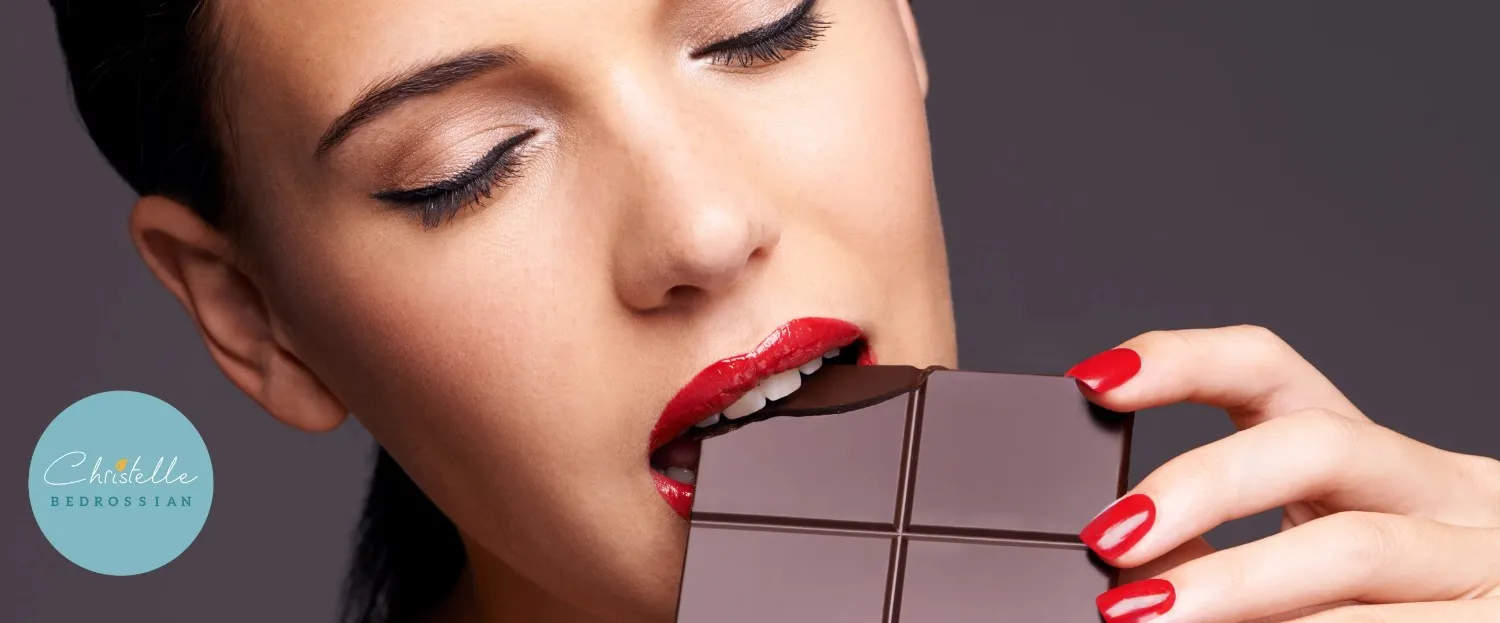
left=213, top=0, right=953, bottom=619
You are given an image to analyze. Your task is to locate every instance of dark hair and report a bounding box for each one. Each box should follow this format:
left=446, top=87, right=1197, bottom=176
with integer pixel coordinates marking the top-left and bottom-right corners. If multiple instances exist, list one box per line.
left=46, top=2, right=466, bottom=620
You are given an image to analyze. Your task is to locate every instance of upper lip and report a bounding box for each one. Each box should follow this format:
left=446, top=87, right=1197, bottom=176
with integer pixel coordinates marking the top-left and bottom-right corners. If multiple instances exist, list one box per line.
left=649, top=317, right=862, bottom=451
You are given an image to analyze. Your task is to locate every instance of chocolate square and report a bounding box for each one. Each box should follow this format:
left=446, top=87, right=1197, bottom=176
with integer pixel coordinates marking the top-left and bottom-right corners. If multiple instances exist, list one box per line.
left=909, top=370, right=1131, bottom=536
left=676, top=366, right=1132, bottom=622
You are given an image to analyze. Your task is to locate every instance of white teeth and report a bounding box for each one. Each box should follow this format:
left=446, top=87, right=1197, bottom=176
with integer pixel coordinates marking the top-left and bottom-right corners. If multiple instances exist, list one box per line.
left=722, top=388, right=766, bottom=419
left=760, top=369, right=803, bottom=402
left=712, top=356, right=832, bottom=423
left=664, top=467, right=697, bottom=485
left=798, top=356, right=823, bottom=375
left=798, top=355, right=822, bottom=375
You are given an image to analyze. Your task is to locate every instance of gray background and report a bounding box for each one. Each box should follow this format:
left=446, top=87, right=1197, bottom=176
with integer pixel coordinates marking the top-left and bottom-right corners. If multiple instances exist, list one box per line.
left=3, top=1, right=1497, bottom=621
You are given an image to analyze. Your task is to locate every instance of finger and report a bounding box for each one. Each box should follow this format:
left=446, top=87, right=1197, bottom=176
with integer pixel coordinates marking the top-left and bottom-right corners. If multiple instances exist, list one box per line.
left=1095, top=512, right=1500, bottom=623
left=1241, top=601, right=1358, bottom=623
left=1119, top=537, right=1216, bottom=584
left=1288, top=598, right=1500, bottom=623
left=1082, top=409, right=1500, bottom=566
left=1065, top=325, right=1365, bottom=428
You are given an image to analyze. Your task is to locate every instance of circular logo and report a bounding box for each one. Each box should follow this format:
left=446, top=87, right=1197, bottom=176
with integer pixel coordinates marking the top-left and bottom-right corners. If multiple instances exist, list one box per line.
left=28, top=391, right=214, bottom=576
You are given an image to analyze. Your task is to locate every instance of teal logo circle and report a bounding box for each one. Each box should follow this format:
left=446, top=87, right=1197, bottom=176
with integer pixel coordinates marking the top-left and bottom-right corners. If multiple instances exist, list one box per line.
left=28, top=391, right=214, bottom=576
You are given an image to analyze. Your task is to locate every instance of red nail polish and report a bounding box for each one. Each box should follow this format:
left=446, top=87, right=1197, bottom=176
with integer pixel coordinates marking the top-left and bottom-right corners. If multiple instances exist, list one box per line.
left=1080, top=493, right=1156, bottom=561
left=1065, top=348, right=1141, bottom=393
left=1096, top=578, right=1176, bottom=623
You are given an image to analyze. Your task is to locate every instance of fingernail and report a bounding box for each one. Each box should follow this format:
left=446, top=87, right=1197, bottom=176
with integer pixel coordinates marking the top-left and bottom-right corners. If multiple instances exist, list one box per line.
left=1064, top=348, right=1141, bottom=393
left=1080, top=493, right=1156, bottom=561
left=1096, top=578, right=1176, bottom=623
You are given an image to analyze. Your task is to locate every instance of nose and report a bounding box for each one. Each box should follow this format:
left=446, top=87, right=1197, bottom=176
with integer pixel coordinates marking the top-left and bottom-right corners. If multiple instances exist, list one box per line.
left=603, top=77, right=783, bottom=311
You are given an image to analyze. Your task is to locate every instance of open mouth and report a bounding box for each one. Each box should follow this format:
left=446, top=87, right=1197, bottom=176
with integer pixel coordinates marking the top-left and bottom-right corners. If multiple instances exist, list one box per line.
left=649, top=317, right=872, bottom=518
left=650, top=342, right=867, bottom=474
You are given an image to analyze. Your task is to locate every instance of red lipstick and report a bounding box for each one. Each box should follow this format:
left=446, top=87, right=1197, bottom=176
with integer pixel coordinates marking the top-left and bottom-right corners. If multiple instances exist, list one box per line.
left=651, top=317, right=864, bottom=517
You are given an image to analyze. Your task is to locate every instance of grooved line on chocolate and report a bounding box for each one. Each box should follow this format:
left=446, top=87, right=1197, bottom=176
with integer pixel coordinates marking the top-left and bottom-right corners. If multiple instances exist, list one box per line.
left=884, top=382, right=923, bottom=623
left=687, top=516, right=1088, bottom=547
left=690, top=378, right=1103, bottom=622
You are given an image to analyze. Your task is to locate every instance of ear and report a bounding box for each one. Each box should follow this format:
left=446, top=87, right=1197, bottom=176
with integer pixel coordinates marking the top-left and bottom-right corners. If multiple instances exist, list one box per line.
left=897, top=0, right=929, bottom=96
left=129, top=195, right=348, bottom=433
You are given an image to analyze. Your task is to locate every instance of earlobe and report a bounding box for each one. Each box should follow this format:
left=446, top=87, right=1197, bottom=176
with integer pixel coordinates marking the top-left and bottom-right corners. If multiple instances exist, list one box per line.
left=898, top=0, right=930, bottom=96
left=129, top=195, right=348, bottom=433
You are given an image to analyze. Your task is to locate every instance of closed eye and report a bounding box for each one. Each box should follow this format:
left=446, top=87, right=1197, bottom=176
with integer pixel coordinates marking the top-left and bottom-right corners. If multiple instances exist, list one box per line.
left=691, top=0, right=831, bottom=68
left=371, top=129, right=539, bottom=229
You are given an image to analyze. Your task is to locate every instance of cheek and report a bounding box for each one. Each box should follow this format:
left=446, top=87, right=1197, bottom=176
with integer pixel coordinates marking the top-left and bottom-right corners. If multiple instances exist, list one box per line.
left=758, top=11, right=949, bottom=332
left=257, top=212, right=686, bottom=609
left=755, top=7, right=939, bottom=253
left=262, top=213, right=634, bottom=480
left=770, top=4, right=953, bottom=364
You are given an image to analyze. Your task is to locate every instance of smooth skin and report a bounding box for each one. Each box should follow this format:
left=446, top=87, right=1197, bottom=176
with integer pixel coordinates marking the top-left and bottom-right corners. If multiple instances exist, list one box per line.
left=1093, top=327, right=1500, bottom=622
left=117, top=0, right=1496, bottom=621
left=131, top=1, right=951, bottom=621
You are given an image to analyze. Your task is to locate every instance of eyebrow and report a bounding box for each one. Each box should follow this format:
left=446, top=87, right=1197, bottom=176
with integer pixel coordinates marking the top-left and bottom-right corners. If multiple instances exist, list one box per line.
left=314, top=46, right=527, bottom=158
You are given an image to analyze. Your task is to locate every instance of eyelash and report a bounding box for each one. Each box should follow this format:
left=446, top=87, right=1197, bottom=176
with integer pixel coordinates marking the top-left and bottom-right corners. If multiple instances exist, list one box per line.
left=695, top=0, right=831, bottom=68
left=372, top=129, right=538, bottom=229
left=377, top=0, right=831, bottom=229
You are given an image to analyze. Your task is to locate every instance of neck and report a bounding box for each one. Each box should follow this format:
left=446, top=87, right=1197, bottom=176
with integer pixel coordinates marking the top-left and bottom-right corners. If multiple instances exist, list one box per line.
left=446, top=533, right=609, bottom=623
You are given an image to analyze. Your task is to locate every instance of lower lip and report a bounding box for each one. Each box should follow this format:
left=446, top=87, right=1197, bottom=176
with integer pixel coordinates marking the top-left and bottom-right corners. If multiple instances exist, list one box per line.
left=654, top=472, right=695, bottom=519
left=653, top=342, right=876, bottom=520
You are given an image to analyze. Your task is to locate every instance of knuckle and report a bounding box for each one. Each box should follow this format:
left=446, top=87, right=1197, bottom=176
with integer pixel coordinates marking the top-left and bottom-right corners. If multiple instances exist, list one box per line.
left=1232, top=324, right=1288, bottom=351
left=1233, top=323, right=1283, bottom=345
left=1323, top=511, right=1407, bottom=572
left=1170, top=447, right=1234, bottom=519
left=1460, top=454, right=1500, bottom=523
left=1213, top=550, right=1252, bottom=606
left=1138, top=444, right=1225, bottom=522
left=1234, top=323, right=1292, bottom=358
left=1284, top=407, right=1365, bottom=461
left=1138, top=328, right=1191, bottom=351
left=1476, top=454, right=1500, bottom=497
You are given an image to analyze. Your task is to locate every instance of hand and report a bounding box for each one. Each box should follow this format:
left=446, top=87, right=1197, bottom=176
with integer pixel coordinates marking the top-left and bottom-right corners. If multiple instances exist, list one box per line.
left=1065, top=325, right=1500, bottom=623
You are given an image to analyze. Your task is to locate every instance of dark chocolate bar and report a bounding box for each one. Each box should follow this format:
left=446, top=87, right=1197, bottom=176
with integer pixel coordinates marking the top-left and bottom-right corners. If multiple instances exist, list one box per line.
left=675, top=365, right=1132, bottom=622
